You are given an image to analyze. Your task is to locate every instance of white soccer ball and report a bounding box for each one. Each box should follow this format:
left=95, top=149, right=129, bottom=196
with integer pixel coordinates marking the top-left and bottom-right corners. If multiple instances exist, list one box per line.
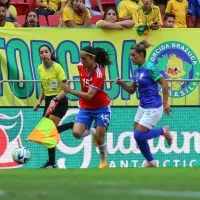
left=12, top=147, right=31, bottom=164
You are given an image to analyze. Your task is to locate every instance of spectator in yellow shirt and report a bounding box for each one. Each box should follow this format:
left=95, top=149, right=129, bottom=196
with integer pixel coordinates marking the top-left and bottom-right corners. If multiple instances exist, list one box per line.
left=132, top=0, right=162, bottom=35
left=0, top=3, right=14, bottom=27
left=96, top=7, right=134, bottom=29
left=62, top=0, right=92, bottom=27
left=118, top=0, right=141, bottom=20
left=163, top=13, right=175, bottom=28
left=165, top=0, right=188, bottom=28
left=36, top=0, right=67, bottom=17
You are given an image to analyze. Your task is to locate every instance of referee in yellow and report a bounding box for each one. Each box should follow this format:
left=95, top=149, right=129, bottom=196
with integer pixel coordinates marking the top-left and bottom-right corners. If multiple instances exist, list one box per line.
left=33, top=45, right=68, bottom=168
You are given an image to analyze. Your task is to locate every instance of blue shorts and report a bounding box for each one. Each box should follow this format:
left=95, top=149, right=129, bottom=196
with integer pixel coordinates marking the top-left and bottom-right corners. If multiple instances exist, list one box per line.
left=188, top=0, right=200, bottom=19
left=74, top=106, right=111, bottom=129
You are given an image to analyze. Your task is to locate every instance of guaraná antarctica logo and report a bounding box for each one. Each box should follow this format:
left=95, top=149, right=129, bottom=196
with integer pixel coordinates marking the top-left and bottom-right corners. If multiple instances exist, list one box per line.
left=149, top=41, right=200, bottom=98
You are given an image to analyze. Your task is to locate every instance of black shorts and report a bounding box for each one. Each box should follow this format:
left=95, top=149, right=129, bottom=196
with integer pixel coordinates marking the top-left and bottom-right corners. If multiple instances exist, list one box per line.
left=154, top=0, right=168, bottom=5
left=43, top=96, right=68, bottom=119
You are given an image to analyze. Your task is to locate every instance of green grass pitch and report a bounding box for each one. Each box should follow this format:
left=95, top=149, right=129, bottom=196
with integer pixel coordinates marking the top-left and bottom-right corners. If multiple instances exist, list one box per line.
left=0, top=168, right=200, bottom=200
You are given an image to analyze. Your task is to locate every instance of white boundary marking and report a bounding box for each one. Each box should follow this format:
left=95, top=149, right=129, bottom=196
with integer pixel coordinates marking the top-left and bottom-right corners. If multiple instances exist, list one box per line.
left=133, top=190, right=200, bottom=198
left=102, top=188, right=200, bottom=198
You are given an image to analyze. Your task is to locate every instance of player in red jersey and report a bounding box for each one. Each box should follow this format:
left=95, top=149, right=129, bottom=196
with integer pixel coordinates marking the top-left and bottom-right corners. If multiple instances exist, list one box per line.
left=61, top=46, right=112, bottom=168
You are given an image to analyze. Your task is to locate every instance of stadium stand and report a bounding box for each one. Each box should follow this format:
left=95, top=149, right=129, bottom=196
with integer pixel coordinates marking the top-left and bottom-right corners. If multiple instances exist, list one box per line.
left=48, top=14, right=59, bottom=27
left=26, top=0, right=36, bottom=12
left=17, top=14, right=25, bottom=25
left=91, top=0, right=115, bottom=12
left=39, top=15, right=48, bottom=26
left=91, top=15, right=103, bottom=25
left=11, top=2, right=29, bottom=15
left=12, top=0, right=192, bottom=28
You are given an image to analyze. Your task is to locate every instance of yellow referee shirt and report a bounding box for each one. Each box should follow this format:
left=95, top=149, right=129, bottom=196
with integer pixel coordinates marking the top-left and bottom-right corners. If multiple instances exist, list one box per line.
left=118, top=0, right=141, bottom=19
left=38, top=62, right=66, bottom=96
left=132, top=5, right=163, bottom=28
left=165, top=0, right=188, bottom=28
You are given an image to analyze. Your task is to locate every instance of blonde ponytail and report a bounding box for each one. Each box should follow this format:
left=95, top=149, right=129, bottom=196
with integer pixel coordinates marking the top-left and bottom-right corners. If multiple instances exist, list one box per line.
left=139, top=38, right=153, bottom=49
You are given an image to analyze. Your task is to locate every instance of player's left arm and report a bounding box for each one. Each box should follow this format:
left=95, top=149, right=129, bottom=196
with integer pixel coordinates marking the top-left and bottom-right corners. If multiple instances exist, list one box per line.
left=68, top=87, right=97, bottom=100
left=148, top=65, right=171, bottom=115
left=158, top=77, right=171, bottom=116
left=157, top=77, right=168, bottom=104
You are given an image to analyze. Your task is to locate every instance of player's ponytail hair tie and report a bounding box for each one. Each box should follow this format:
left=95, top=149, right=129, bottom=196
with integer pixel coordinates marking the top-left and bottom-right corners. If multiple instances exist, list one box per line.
left=81, top=46, right=112, bottom=68
left=130, top=38, right=153, bottom=58
left=139, top=38, right=153, bottom=49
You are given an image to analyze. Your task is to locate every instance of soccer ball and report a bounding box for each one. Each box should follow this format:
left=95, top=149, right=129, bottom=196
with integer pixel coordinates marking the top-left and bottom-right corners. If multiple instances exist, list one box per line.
left=12, top=147, right=31, bottom=164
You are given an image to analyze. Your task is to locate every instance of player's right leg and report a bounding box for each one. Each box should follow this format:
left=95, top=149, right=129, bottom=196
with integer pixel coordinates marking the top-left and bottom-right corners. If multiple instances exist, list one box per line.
left=134, top=106, right=172, bottom=167
left=94, top=106, right=111, bottom=168
left=95, top=126, right=108, bottom=168
left=72, top=108, right=94, bottom=139
left=137, top=105, right=172, bottom=145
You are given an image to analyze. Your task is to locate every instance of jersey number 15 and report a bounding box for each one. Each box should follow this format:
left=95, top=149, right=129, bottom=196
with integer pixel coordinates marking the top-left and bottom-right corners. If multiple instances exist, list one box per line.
left=83, top=78, right=90, bottom=88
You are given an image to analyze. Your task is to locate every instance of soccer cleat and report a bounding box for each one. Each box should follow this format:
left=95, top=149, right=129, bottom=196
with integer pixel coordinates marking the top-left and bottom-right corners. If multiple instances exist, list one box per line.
left=41, top=161, right=56, bottom=169
left=99, top=163, right=108, bottom=168
left=162, top=126, right=173, bottom=146
left=143, top=160, right=158, bottom=168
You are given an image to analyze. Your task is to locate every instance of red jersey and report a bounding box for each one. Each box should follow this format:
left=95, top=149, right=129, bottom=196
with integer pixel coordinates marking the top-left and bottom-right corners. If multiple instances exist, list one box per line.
left=77, top=63, right=110, bottom=109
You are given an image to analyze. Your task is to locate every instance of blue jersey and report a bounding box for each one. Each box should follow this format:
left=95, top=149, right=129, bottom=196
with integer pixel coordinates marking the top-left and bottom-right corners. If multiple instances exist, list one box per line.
left=133, top=61, right=163, bottom=109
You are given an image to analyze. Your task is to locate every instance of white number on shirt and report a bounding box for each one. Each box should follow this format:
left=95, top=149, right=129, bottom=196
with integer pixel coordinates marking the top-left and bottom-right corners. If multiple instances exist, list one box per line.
left=101, top=114, right=110, bottom=124
left=83, top=78, right=90, bottom=88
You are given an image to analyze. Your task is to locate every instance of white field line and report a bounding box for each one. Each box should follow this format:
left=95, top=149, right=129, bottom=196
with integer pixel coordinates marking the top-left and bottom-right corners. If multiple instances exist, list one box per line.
left=102, top=188, right=200, bottom=199
left=133, top=189, right=200, bottom=198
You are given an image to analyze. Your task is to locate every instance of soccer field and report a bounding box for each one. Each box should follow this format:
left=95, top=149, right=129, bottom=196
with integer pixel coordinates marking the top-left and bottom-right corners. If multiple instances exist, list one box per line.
left=0, top=168, right=200, bottom=200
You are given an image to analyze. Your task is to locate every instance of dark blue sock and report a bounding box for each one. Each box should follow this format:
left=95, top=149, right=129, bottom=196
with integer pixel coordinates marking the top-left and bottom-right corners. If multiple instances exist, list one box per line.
left=134, top=129, right=163, bottom=162
left=135, top=139, right=154, bottom=161
left=134, top=128, right=164, bottom=140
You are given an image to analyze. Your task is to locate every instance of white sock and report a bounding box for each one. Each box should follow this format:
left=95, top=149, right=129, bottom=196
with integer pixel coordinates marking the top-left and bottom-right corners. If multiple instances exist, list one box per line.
left=81, top=128, right=96, bottom=138
left=98, top=142, right=107, bottom=163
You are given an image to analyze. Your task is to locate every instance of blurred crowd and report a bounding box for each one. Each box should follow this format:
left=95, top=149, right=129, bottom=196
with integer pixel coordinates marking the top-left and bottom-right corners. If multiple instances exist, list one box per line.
left=0, top=0, right=199, bottom=34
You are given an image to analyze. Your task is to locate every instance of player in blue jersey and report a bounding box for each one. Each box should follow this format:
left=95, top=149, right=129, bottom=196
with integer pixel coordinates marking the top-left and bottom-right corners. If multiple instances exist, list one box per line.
left=115, top=39, right=172, bottom=167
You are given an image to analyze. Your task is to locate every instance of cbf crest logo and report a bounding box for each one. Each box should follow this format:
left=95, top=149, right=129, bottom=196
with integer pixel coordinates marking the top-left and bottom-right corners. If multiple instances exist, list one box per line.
left=149, top=41, right=200, bottom=98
